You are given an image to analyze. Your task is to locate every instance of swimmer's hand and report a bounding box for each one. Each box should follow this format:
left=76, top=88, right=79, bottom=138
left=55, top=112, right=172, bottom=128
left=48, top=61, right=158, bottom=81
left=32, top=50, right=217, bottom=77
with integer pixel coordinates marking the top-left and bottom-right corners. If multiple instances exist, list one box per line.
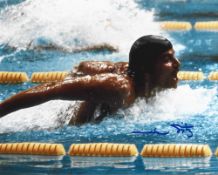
left=0, top=74, right=134, bottom=117
left=0, top=82, right=57, bottom=117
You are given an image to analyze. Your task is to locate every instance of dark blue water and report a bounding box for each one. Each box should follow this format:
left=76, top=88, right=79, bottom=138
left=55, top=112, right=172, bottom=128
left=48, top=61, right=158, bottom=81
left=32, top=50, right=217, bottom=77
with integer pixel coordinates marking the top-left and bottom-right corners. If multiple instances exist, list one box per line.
left=0, top=0, right=218, bottom=174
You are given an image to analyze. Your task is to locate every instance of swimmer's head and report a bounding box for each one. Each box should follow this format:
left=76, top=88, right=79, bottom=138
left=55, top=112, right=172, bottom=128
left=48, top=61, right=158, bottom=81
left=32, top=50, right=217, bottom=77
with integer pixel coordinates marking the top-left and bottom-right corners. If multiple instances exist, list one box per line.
left=128, top=35, right=172, bottom=75
left=128, top=35, right=180, bottom=92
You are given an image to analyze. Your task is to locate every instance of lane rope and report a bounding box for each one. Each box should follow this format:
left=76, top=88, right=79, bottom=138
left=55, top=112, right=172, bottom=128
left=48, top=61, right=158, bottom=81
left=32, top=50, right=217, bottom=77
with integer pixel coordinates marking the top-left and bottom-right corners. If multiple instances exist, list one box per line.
left=31, top=71, right=68, bottom=83
left=194, top=21, right=218, bottom=31
left=68, top=143, right=138, bottom=157
left=0, top=142, right=66, bottom=156
left=160, top=21, right=192, bottom=30
left=0, top=72, right=29, bottom=84
left=141, top=144, right=212, bottom=157
left=1, top=71, right=218, bottom=84
left=0, top=143, right=216, bottom=157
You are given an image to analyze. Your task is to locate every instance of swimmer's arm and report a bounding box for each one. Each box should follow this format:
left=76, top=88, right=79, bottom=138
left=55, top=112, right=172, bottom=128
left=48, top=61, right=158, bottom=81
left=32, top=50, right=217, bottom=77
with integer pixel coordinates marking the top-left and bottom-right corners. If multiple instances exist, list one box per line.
left=56, top=74, right=132, bottom=105
left=0, top=74, right=133, bottom=117
left=0, top=82, right=60, bottom=117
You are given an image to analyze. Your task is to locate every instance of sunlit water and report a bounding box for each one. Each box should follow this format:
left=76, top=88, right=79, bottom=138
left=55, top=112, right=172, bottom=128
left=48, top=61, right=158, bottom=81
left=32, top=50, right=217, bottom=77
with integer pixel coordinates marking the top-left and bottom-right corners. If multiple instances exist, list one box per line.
left=0, top=0, right=218, bottom=174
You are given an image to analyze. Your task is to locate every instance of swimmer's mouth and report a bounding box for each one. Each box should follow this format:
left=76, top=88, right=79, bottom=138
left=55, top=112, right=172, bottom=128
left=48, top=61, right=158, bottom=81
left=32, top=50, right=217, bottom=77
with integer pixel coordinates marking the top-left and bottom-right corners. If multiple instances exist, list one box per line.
left=172, top=71, right=179, bottom=82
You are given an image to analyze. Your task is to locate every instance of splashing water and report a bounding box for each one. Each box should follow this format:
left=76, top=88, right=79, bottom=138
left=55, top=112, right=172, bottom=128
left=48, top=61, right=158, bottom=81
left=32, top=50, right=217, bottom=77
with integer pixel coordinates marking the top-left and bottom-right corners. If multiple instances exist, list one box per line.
left=0, top=85, right=216, bottom=133
left=119, top=85, right=217, bottom=123
left=0, top=0, right=163, bottom=54
left=0, top=100, right=79, bottom=133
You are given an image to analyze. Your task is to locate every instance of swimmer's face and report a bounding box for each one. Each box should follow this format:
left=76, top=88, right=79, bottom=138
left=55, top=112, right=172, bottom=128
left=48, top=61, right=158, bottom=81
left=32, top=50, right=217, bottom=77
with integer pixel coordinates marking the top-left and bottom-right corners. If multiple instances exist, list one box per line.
left=153, top=48, right=180, bottom=88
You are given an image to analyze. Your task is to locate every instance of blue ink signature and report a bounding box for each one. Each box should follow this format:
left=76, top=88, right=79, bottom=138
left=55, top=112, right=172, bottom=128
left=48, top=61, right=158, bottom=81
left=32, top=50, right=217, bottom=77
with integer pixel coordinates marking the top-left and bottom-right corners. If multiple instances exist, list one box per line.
left=132, top=128, right=169, bottom=136
left=132, top=123, right=194, bottom=138
left=170, top=123, right=193, bottom=138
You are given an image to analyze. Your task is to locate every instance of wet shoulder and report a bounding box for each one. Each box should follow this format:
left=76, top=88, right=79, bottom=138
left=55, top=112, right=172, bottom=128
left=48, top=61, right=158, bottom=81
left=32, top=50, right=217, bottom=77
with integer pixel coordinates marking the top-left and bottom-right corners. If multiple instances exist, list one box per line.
left=95, top=73, right=135, bottom=105
left=77, top=61, right=115, bottom=75
left=68, top=61, right=129, bottom=77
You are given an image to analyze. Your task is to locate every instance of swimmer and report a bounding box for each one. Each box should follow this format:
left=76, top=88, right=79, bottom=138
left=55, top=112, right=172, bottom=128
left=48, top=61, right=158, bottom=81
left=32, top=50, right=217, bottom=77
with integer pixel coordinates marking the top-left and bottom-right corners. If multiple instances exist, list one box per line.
left=27, top=41, right=118, bottom=52
left=0, top=35, right=180, bottom=125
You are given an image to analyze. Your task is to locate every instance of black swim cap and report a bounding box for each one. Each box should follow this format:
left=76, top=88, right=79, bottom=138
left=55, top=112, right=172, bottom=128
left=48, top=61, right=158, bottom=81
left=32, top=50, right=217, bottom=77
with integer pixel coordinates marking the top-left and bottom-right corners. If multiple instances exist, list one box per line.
left=128, top=35, right=172, bottom=75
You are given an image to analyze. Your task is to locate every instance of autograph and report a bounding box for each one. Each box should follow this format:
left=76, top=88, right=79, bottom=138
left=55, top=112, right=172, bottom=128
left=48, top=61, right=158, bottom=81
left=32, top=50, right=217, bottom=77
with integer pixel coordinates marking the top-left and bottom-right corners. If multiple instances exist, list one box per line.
left=132, top=128, right=169, bottom=136
left=170, top=123, right=193, bottom=138
left=132, top=123, right=194, bottom=138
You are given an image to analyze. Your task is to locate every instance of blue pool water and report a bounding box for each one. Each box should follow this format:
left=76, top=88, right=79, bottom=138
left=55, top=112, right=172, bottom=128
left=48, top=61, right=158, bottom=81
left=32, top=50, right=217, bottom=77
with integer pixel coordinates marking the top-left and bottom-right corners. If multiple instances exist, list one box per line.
left=0, top=0, right=218, bottom=174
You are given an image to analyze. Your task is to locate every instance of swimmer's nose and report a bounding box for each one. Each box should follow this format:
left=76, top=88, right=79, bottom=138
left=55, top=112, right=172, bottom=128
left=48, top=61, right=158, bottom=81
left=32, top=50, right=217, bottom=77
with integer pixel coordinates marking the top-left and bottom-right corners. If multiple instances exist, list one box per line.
left=173, top=57, right=180, bottom=70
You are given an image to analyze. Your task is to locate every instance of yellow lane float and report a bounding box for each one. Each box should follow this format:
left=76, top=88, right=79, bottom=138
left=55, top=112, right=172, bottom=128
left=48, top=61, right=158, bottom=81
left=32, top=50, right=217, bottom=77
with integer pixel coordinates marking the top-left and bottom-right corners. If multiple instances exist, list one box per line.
left=214, top=147, right=218, bottom=156
left=160, top=22, right=192, bottom=31
left=0, top=142, right=66, bottom=156
left=2, top=70, right=218, bottom=84
left=31, top=71, right=68, bottom=83
left=0, top=72, right=29, bottom=84
left=68, top=143, right=138, bottom=157
left=141, top=144, right=212, bottom=157
left=177, top=71, right=204, bottom=80
left=195, top=21, right=218, bottom=31
left=208, top=72, right=218, bottom=80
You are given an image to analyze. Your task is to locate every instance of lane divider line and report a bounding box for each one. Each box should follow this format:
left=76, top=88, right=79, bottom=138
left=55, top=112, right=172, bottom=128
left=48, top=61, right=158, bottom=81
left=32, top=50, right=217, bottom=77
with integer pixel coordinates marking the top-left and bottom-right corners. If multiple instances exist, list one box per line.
left=194, top=21, right=218, bottom=31
left=0, top=72, right=29, bottom=84
left=0, top=143, right=217, bottom=157
left=208, top=72, right=218, bottom=80
left=177, top=71, right=204, bottom=80
left=141, top=144, right=212, bottom=157
left=0, top=142, right=66, bottom=156
left=68, top=143, right=138, bottom=157
left=31, top=71, right=68, bottom=83
left=1, top=71, right=218, bottom=84
left=160, top=21, right=192, bottom=31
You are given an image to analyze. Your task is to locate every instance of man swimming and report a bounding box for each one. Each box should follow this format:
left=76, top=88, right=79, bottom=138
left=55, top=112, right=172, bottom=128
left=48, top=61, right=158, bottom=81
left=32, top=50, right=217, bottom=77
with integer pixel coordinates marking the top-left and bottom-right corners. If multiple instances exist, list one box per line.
left=0, top=35, right=180, bottom=125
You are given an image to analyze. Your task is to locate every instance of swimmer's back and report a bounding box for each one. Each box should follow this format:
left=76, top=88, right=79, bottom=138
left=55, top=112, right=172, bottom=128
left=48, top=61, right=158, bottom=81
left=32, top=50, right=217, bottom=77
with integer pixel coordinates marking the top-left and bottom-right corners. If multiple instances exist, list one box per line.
left=70, top=61, right=128, bottom=77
